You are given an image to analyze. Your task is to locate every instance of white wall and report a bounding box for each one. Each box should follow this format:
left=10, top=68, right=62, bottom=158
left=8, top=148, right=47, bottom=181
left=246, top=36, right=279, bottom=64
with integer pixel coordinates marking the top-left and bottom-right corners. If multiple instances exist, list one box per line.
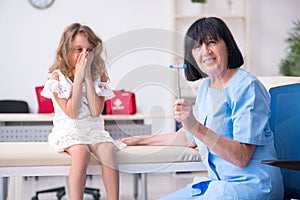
left=0, top=0, right=176, bottom=133
left=0, top=0, right=300, bottom=132
left=248, top=0, right=300, bottom=76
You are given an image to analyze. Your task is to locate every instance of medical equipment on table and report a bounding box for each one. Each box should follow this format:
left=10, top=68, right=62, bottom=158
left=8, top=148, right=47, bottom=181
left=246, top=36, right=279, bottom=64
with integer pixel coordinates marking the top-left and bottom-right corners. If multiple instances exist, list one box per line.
left=169, top=63, right=187, bottom=99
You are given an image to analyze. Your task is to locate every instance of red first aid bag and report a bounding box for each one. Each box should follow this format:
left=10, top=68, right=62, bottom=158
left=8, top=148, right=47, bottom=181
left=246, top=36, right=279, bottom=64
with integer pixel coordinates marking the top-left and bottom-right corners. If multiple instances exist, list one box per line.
left=35, top=86, right=54, bottom=113
left=105, top=90, right=137, bottom=115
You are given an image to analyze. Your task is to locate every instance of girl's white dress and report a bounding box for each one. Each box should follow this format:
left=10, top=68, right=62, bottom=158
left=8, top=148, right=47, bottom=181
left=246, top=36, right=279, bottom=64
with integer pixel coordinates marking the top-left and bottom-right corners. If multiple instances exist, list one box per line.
left=41, top=69, right=126, bottom=152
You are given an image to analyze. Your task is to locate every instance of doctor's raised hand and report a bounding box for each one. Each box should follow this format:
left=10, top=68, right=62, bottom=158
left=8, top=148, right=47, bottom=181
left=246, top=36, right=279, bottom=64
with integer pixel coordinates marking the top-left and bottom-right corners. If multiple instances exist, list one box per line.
left=173, top=99, right=199, bottom=135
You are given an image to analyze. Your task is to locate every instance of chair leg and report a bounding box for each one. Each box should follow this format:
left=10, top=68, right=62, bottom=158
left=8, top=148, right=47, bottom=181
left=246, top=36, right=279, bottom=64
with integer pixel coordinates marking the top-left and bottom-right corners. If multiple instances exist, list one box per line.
left=133, top=174, right=139, bottom=200
left=56, top=188, right=66, bottom=200
left=141, top=173, right=147, bottom=200
left=31, top=186, right=100, bottom=200
left=84, top=187, right=101, bottom=200
left=31, top=186, right=65, bottom=200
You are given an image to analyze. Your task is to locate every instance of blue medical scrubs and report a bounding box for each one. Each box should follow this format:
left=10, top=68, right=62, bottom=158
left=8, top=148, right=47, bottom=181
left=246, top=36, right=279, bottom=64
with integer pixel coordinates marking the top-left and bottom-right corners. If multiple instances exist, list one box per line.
left=160, top=68, right=284, bottom=200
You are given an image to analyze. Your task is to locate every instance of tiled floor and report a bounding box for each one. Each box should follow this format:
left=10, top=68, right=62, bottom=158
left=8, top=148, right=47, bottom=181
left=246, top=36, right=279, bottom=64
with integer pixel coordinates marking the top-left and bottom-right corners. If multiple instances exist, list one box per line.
left=20, top=172, right=207, bottom=200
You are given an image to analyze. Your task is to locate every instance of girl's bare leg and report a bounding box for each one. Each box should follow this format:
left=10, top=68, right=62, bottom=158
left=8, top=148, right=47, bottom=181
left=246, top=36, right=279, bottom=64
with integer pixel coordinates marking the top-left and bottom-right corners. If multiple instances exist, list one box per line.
left=65, top=144, right=90, bottom=200
left=89, top=142, right=119, bottom=200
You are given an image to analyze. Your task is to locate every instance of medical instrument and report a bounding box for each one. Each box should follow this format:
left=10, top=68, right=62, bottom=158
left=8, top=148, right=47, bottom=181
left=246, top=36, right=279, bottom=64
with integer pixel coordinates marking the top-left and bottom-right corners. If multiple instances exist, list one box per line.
left=169, top=63, right=187, bottom=99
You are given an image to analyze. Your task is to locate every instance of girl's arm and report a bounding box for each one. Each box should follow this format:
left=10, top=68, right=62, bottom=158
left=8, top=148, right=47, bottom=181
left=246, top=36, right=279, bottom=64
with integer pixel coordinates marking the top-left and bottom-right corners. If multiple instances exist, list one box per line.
left=84, top=47, right=106, bottom=117
left=52, top=52, right=87, bottom=119
left=51, top=72, right=83, bottom=119
left=85, top=76, right=105, bottom=117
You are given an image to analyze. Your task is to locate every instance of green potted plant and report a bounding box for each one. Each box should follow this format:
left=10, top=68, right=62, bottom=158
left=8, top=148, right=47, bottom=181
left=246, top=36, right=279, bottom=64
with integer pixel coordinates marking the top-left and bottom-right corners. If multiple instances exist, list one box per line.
left=279, top=20, right=300, bottom=76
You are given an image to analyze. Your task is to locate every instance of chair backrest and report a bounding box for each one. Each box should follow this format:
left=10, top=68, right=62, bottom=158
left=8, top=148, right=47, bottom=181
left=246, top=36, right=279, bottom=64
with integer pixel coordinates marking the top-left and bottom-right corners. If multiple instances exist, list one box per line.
left=269, top=83, right=300, bottom=198
left=35, top=86, right=54, bottom=113
left=0, top=100, right=29, bottom=113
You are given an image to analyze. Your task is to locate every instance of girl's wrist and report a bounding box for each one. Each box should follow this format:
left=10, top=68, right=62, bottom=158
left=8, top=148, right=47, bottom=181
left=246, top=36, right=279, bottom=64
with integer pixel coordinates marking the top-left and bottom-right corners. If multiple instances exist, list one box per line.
left=85, top=76, right=93, bottom=83
left=74, top=74, right=85, bottom=84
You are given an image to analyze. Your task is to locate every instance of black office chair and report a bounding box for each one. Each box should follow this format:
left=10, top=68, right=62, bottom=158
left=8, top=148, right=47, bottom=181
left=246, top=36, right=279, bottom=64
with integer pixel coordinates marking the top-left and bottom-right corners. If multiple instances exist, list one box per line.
left=261, top=83, right=300, bottom=199
left=0, top=100, right=29, bottom=113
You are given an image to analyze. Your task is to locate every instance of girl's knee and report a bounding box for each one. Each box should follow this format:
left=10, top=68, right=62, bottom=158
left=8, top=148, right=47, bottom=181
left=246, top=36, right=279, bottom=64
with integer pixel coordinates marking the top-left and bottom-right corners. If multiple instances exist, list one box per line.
left=103, top=142, right=115, bottom=151
left=67, top=144, right=91, bottom=161
left=102, top=143, right=116, bottom=158
left=89, top=142, right=115, bottom=153
left=90, top=142, right=116, bottom=162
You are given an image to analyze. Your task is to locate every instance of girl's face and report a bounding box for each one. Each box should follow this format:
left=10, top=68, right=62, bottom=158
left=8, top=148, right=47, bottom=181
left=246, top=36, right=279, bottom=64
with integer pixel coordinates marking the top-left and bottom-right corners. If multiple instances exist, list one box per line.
left=70, top=34, right=94, bottom=69
left=192, top=38, right=228, bottom=78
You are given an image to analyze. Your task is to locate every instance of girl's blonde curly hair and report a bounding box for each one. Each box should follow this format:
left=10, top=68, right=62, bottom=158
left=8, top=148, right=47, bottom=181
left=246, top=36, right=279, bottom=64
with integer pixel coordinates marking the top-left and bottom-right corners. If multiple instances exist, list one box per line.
left=49, top=23, right=108, bottom=82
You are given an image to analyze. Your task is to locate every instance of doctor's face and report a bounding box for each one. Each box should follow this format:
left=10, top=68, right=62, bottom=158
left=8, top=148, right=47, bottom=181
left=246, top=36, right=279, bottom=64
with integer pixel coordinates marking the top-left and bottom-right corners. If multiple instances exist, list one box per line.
left=192, top=38, right=229, bottom=78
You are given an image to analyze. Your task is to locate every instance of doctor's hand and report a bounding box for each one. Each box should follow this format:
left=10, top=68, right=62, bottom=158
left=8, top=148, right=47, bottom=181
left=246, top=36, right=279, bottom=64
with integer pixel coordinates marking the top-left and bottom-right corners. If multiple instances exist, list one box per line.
left=173, top=99, right=199, bottom=135
left=118, top=136, right=140, bottom=146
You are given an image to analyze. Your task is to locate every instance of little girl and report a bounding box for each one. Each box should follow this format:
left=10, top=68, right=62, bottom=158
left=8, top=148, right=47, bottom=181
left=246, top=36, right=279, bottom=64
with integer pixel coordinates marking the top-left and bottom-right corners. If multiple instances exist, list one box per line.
left=41, top=23, right=125, bottom=200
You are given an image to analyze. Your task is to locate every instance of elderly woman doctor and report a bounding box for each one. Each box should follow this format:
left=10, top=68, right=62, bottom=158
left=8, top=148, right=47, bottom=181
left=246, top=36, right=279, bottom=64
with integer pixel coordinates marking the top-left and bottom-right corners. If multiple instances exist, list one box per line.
left=120, top=17, right=284, bottom=199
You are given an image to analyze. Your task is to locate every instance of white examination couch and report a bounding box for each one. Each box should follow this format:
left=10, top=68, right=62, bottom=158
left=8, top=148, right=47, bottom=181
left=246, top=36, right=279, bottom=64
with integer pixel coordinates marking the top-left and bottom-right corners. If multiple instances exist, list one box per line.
left=0, top=142, right=204, bottom=200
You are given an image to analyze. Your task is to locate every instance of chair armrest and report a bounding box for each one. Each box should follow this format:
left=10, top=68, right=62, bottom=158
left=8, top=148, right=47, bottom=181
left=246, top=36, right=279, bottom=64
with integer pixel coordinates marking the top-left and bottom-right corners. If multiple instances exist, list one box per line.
left=261, top=160, right=300, bottom=171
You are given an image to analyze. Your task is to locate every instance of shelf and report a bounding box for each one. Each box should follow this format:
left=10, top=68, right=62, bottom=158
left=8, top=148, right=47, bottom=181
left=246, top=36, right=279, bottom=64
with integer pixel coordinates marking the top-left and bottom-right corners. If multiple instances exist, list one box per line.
left=0, top=113, right=173, bottom=122
left=174, top=15, right=246, bottom=20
